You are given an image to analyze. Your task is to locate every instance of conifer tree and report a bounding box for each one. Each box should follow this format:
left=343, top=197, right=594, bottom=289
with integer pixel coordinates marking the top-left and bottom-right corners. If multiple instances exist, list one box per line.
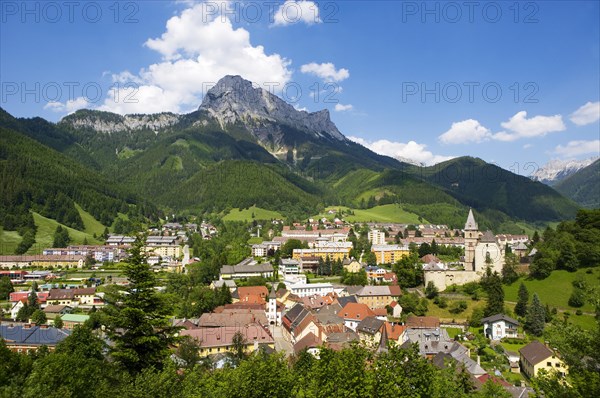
left=515, top=283, right=529, bottom=317
left=525, top=293, right=545, bottom=336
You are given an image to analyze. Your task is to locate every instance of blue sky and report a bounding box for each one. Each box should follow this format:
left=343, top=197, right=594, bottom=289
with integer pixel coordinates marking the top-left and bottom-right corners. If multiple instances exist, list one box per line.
left=1, top=0, right=599, bottom=170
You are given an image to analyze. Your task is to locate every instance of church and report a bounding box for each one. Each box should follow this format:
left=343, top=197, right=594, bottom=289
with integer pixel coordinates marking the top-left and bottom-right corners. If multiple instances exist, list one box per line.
left=424, top=209, right=504, bottom=291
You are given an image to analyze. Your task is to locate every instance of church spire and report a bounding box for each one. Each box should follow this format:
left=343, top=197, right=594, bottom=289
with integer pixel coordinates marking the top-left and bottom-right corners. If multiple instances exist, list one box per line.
left=465, top=208, right=478, bottom=231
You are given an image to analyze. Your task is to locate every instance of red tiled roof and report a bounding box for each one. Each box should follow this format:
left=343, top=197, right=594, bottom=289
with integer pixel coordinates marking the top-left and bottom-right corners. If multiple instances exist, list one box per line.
left=338, top=303, right=375, bottom=321
left=385, top=322, right=407, bottom=340
left=237, top=286, right=268, bottom=299
left=406, top=315, right=440, bottom=329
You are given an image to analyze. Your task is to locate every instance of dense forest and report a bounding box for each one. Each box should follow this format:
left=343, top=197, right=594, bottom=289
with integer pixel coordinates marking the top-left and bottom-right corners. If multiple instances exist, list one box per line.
left=530, top=209, right=600, bottom=278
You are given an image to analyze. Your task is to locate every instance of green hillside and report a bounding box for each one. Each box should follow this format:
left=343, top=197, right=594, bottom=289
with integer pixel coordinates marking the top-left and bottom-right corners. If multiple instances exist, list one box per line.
left=75, top=203, right=108, bottom=236
left=314, top=204, right=426, bottom=224
left=223, top=206, right=284, bottom=221
left=555, top=159, right=600, bottom=208
left=412, top=157, right=580, bottom=222
left=27, top=212, right=101, bottom=254
left=0, top=227, right=22, bottom=255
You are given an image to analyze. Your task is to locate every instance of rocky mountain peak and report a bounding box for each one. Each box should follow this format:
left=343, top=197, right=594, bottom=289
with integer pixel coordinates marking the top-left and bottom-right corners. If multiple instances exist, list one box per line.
left=199, top=75, right=346, bottom=142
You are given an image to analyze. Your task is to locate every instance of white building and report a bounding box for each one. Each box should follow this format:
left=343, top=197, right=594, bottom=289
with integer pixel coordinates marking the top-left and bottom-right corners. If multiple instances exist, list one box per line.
left=279, top=259, right=301, bottom=275
left=482, top=314, right=520, bottom=340
left=368, top=229, right=386, bottom=245
left=288, top=282, right=334, bottom=298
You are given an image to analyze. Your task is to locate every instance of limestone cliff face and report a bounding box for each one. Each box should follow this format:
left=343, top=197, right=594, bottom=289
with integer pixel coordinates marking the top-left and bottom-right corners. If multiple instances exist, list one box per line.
left=198, top=75, right=346, bottom=147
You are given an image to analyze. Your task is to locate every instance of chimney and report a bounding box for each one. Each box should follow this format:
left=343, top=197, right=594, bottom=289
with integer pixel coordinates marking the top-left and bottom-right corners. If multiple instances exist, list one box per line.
left=477, top=355, right=481, bottom=365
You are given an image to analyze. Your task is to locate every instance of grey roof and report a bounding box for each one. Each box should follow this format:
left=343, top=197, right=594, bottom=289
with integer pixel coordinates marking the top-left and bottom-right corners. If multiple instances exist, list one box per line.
left=465, top=209, right=478, bottom=230
left=513, top=242, right=529, bottom=251
left=220, top=262, right=274, bottom=275
left=357, top=316, right=384, bottom=335
left=279, top=258, right=300, bottom=266
left=481, top=313, right=519, bottom=326
left=212, top=280, right=237, bottom=288
left=0, top=325, right=70, bottom=346
left=336, top=295, right=358, bottom=308
left=519, top=341, right=553, bottom=365
left=480, top=230, right=497, bottom=243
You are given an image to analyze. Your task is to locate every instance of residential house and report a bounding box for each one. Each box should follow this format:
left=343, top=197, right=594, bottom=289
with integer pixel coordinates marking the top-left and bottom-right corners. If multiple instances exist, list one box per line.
left=384, top=322, right=407, bottom=346
left=519, top=341, right=567, bottom=379
left=233, top=286, right=269, bottom=305
left=43, top=305, right=72, bottom=318
left=10, top=300, right=25, bottom=320
left=356, top=316, right=384, bottom=348
left=0, top=325, right=70, bottom=352
left=181, top=324, right=275, bottom=357
left=293, top=332, right=322, bottom=357
left=338, top=302, right=376, bottom=331
left=355, top=285, right=402, bottom=309
left=482, top=314, right=520, bottom=340
left=342, top=258, right=363, bottom=273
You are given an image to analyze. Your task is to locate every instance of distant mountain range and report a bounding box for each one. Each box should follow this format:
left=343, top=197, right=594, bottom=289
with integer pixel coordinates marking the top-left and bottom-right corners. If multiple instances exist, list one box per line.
left=0, top=75, right=583, bottom=237
left=554, top=159, right=600, bottom=208
left=531, top=157, right=598, bottom=185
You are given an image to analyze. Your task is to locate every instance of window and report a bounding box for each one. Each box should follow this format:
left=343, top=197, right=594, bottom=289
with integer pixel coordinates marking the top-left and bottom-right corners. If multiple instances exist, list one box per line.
left=547, top=362, right=552, bottom=367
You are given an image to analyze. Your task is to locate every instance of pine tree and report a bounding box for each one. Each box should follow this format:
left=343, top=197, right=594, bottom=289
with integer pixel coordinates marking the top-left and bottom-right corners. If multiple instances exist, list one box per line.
left=483, top=272, right=504, bottom=317
left=525, top=293, right=545, bottom=336
left=514, top=283, right=529, bottom=317
left=103, top=237, right=180, bottom=373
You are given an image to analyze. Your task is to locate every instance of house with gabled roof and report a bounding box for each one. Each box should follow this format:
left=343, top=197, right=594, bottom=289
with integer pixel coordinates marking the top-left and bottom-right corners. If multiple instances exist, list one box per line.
left=356, top=316, right=384, bottom=348
left=482, top=314, right=519, bottom=340
left=337, top=302, right=375, bottom=331
left=519, top=341, right=567, bottom=379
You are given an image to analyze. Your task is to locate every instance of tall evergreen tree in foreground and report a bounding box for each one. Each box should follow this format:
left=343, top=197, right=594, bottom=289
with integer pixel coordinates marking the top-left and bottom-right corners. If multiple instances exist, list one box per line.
left=103, top=237, right=179, bottom=373
left=483, top=271, right=505, bottom=317
left=525, top=293, right=545, bottom=336
left=514, top=283, right=529, bottom=317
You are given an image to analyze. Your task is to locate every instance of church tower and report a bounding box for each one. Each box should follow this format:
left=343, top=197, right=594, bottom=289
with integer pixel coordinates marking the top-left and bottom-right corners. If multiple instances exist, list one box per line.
left=464, top=208, right=479, bottom=271
left=268, top=285, right=277, bottom=325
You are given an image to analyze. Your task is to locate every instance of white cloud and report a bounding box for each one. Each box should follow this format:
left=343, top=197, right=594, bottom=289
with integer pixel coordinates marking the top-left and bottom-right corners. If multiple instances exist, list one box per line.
left=334, top=103, right=353, bottom=112
left=44, top=97, right=89, bottom=114
left=498, top=111, right=566, bottom=141
left=570, top=101, right=600, bottom=126
left=523, top=144, right=533, bottom=149
left=272, top=1, right=321, bottom=26
left=438, top=119, right=492, bottom=144
left=349, top=136, right=454, bottom=166
left=48, top=3, right=293, bottom=115
left=553, top=140, right=600, bottom=158
left=300, top=62, right=349, bottom=82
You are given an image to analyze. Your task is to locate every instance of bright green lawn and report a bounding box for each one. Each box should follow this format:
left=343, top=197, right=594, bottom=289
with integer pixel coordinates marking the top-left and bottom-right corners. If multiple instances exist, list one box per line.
left=426, top=298, right=486, bottom=322
left=504, top=268, right=599, bottom=314
left=248, top=237, right=263, bottom=245
left=223, top=206, right=283, bottom=222
left=75, top=203, right=107, bottom=236
left=0, top=227, right=23, bottom=254
left=314, top=204, right=427, bottom=224
left=27, top=212, right=101, bottom=254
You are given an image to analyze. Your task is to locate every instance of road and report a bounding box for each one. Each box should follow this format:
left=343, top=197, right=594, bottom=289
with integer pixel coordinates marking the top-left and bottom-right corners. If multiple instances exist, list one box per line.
left=272, top=325, right=294, bottom=357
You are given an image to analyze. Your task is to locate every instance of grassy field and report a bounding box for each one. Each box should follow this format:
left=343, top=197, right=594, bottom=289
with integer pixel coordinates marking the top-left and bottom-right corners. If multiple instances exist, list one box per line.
left=314, top=204, right=427, bottom=224
left=27, top=212, right=101, bottom=254
left=223, top=206, right=284, bottom=222
left=426, top=297, right=487, bottom=322
left=0, top=226, right=23, bottom=254
left=504, top=268, right=599, bottom=314
left=75, top=203, right=107, bottom=236
left=248, top=237, right=263, bottom=244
